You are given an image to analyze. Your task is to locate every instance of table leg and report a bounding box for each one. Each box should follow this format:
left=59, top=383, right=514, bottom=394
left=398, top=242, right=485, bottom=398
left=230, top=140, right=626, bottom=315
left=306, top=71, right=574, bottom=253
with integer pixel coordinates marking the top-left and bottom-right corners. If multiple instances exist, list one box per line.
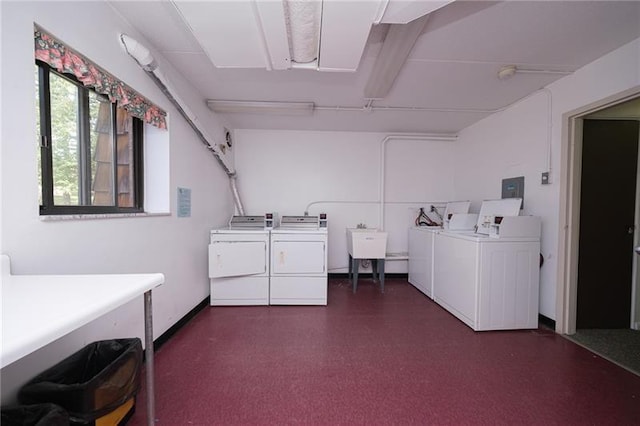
left=144, top=291, right=155, bottom=425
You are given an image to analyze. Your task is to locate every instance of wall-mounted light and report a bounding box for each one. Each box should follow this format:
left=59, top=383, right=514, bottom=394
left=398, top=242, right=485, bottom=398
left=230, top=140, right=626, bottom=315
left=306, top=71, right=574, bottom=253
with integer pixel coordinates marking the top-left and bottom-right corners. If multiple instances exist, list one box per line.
left=498, top=64, right=572, bottom=80
left=207, top=100, right=315, bottom=115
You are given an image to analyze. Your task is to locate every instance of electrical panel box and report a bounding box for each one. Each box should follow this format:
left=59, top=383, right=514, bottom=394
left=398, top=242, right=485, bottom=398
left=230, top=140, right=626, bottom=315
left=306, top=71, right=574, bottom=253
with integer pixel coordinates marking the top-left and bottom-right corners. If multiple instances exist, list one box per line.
left=502, top=176, right=524, bottom=209
left=541, top=172, right=550, bottom=185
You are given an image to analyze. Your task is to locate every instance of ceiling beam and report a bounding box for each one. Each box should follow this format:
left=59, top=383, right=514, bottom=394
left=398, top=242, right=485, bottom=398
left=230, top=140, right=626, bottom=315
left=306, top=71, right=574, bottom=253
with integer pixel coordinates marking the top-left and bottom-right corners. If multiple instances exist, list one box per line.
left=380, top=0, right=455, bottom=24
left=364, top=14, right=430, bottom=100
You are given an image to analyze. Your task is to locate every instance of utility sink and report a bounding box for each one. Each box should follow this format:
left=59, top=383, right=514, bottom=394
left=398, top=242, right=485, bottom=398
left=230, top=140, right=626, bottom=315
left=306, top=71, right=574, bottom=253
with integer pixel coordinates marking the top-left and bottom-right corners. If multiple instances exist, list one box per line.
left=346, top=228, right=388, bottom=259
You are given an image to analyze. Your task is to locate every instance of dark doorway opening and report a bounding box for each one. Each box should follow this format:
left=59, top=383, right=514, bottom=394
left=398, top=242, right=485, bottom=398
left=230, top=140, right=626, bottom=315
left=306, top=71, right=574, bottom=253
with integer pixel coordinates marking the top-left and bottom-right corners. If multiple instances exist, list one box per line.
left=576, top=119, right=639, bottom=329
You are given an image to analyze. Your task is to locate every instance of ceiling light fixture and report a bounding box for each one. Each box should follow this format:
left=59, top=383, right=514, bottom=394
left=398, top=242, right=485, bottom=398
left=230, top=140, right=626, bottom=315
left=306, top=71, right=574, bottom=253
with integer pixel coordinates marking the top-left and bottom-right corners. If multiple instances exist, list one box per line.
left=207, top=100, right=315, bottom=115
left=498, top=64, right=572, bottom=80
left=207, top=100, right=502, bottom=115
left=283, top=0, right=322, bottom=65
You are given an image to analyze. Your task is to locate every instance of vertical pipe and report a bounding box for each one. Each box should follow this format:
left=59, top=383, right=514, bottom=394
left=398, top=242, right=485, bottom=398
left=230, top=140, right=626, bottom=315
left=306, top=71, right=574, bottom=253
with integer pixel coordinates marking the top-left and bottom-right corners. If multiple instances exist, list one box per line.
left=144, top=291, right=155, bottom=426
left=379, top=134, right=457, bottom=230
left=540, top=88, right=553, bottom=176
left=379, top=136, right=391, bottom=230
left=229, top=174, right=245, bottom=215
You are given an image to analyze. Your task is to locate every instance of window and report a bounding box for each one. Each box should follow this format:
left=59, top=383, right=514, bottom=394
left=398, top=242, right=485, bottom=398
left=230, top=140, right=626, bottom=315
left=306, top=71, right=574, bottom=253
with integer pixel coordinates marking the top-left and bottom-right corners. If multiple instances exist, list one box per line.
left=36, top=60, right=144, bottom=215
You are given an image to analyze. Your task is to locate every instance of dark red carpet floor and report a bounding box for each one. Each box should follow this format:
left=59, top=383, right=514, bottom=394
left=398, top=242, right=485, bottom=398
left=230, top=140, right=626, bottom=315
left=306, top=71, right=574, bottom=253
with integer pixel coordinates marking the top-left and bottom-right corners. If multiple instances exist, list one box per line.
left=129, top=277, right=640, bottom=425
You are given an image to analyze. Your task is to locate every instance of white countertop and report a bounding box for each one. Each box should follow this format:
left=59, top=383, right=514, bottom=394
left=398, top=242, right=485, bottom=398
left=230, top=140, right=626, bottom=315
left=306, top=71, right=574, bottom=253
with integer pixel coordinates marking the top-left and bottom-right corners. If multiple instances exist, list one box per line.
left=1, top=255, right=164, bottom=369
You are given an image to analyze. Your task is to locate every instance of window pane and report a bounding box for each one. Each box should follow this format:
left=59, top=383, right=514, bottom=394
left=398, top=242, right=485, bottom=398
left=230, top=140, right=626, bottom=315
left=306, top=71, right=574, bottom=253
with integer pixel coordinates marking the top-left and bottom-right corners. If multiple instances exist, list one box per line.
left=37, top=64, right=142, bottom=214
left=90, top=94, right=114, bottom=206
left=49, top=72, right=80, bottom=205
left=116, top=108, right=135, bottom=208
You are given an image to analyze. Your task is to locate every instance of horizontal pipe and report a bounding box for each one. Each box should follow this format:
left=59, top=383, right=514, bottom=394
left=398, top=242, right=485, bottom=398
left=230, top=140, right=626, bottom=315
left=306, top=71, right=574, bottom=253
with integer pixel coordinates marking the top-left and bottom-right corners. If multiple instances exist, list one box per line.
left=304, top=199, right=449, bottom=215
left=313, top=105, right=502, bottom=114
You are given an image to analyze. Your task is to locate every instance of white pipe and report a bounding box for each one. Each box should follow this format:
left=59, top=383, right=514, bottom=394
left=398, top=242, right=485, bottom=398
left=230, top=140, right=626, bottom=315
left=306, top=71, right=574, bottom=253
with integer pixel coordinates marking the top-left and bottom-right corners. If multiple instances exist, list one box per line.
left=305, top=200, right=377, bottom=216
left=379, top=134, right=458, bottom=230
left=515, top=68, right=572, bottom=76
left=313, top=105, right=504, bottom=114
left=120, top=34, right=246, bottom=215
left=120, top=34, right=156, bottom=71
left=304, top=199, right=448, bottom=215
left=311, top=92, right=553, bottom=227
left=540, top=88, right=553, bottom=177
left=229, top=175, right=245, bottom=216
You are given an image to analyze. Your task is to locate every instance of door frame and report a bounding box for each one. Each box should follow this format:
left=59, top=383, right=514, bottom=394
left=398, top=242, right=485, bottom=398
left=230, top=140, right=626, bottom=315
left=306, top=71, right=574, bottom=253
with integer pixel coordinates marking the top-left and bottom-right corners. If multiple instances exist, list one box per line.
left=556, top=86, right=640, bottom=334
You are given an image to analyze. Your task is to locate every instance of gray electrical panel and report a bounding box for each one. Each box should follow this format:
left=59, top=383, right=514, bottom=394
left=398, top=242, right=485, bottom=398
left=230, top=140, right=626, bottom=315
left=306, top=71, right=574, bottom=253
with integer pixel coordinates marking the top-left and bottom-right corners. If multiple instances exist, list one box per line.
left=502, top=176, right=524, bottom=209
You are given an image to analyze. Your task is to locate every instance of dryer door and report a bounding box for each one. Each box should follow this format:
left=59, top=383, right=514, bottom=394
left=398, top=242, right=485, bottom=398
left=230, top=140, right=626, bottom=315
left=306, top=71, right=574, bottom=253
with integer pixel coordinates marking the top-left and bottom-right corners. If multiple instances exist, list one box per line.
left=209, top=241, right=267, bottom=278
left=271, top=241, right=326, bottom=275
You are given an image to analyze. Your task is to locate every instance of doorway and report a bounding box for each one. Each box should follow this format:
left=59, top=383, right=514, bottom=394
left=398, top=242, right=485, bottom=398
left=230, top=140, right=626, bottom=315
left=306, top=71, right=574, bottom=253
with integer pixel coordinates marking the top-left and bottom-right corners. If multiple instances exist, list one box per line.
left=557, top=90, right=640, bottom=336
left=576, top=119, right=638, bottom=329
left=558, top=94, right=640, bottom=375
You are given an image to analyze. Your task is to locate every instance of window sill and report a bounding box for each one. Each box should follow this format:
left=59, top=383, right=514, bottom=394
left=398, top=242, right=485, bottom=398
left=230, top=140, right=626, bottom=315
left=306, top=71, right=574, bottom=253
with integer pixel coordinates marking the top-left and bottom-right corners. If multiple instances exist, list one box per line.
left=40, top=212, right=171, bottom=221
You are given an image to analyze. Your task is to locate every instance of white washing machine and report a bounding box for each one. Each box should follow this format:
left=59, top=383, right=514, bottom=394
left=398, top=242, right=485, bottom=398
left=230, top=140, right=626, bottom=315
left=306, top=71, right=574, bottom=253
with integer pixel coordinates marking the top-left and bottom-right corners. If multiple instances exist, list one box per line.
left=408, top=201, right=471, bottom=298
left=269, top=215, right=328, bottom=305
left=408, top=226, right=439, bottom=298
left=208, top=215, right=274, bottom=306
left=433, top=199, right=541, bottom=331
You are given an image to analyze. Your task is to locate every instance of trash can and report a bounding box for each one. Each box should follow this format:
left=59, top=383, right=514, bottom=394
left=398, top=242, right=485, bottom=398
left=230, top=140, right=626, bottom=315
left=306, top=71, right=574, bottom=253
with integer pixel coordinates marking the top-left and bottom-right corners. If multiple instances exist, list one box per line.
left=1, top=403, right=69, bottom=426
left=18, top=338, right=142, bottom=425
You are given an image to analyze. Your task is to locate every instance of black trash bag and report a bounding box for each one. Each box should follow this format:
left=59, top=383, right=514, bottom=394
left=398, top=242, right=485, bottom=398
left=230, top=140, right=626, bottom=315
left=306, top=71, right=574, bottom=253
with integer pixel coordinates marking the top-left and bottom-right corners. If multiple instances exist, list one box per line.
left=18, top=338, right=142, bottom=424
left=1, top=403, right=69, bottom=426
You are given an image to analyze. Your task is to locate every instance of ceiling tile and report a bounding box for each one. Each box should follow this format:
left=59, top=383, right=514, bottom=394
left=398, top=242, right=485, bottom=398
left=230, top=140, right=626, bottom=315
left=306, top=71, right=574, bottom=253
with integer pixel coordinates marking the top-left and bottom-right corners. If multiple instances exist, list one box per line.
left=109, top=0, right=640, bottom=134
left=108, top=0, right=201, bottom=52
left=412, top=1, right=640, bottom=67
left=383, top=60, right=564, bottom=110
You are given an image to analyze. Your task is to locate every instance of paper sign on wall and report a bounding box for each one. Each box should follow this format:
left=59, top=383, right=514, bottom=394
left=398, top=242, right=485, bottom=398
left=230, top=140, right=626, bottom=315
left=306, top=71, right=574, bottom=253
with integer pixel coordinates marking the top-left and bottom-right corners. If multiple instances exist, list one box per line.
left=177, top=187, right=191, bottom=217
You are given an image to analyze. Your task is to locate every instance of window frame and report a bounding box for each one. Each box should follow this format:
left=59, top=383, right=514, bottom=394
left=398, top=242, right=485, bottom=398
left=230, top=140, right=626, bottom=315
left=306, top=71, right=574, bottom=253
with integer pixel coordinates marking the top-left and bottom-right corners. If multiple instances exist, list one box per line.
left=37, top=60, right=144, bottom=215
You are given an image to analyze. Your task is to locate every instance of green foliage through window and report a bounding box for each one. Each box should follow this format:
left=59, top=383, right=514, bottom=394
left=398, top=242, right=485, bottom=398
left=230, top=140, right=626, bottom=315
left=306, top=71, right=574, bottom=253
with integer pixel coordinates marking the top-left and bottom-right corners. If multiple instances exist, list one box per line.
left=36, top=61, right=144, bottom=215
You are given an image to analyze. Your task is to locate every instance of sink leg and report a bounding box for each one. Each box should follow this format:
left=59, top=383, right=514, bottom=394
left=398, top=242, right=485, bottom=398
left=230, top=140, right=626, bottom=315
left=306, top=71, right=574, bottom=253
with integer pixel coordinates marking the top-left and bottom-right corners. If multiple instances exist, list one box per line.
left=348, top=254, right=352, bottom=281
left=378, top=259, right=385, bottom=293
left=372, top=259, right=378, bottom=282
left=352, top=257, right=359, bottom=293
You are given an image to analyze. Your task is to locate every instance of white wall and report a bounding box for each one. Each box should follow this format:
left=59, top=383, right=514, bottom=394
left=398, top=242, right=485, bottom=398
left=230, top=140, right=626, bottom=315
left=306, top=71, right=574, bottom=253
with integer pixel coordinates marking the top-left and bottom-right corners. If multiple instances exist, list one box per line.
left=234, top=130, right=457, bottom=272
left=453, top=38, right=640, bottom=319
left=2, top=4, right=637, bottom=405
left=0, top=1, right=233, bottom=402
left=236, top=38, right=640, bottom=321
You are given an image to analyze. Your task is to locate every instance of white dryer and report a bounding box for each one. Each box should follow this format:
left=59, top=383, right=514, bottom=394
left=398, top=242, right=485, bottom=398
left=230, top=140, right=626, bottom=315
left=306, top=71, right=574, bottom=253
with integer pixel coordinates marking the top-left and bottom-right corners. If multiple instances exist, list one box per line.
left=270, top=215, right=328, bottom=305
left=208, top=215, right=272, bottom=306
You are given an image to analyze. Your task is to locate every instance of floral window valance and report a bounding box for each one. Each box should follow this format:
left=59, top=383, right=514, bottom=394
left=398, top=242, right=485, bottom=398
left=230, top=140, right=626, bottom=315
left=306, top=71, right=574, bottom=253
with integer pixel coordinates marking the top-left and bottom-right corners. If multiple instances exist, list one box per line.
left=34, top=28, right=167, bottom=130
